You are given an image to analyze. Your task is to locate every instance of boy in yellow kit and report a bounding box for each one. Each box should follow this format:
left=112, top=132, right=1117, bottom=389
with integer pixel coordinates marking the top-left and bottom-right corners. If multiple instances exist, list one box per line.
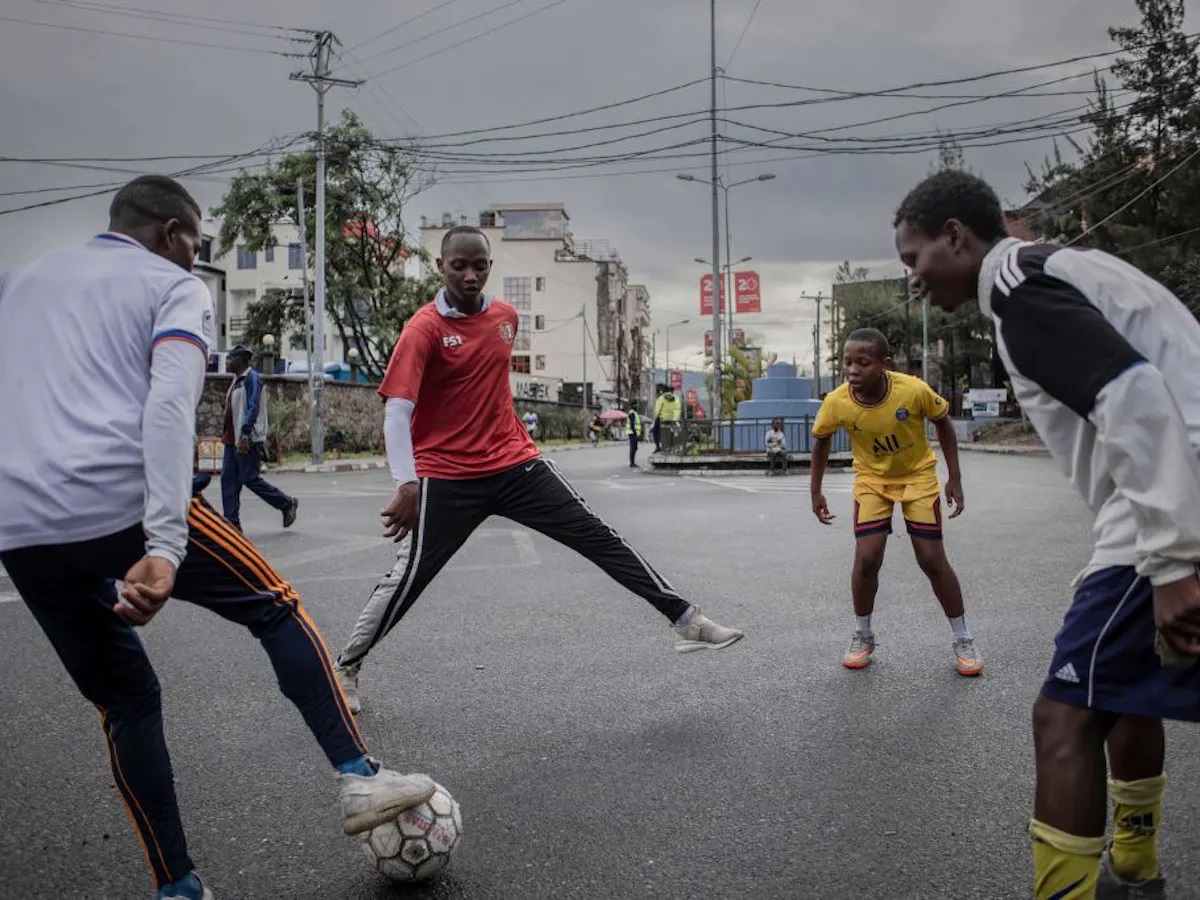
left=810, top=327, right=982, bottom=676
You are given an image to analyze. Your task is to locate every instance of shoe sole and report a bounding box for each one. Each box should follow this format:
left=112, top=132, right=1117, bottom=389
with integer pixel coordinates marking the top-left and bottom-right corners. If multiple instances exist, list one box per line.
left=956, top=663, right=983, bottom=677
left=342, top=784, right=438, bottom=836
left=674, top=633, right=745, bottom=654
left=842, top=656, right=873, bottom=669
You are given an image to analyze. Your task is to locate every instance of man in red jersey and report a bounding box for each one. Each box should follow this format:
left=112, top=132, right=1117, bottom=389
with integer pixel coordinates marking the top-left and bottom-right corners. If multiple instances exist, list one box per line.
left=334, top=226, right=744, bottom=713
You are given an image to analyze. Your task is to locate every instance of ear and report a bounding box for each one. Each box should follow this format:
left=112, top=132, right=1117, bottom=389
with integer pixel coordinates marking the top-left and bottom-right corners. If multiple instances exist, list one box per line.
left=436, top=256, right=446, bottom=274
left=944, top=218, right=968, bottom=253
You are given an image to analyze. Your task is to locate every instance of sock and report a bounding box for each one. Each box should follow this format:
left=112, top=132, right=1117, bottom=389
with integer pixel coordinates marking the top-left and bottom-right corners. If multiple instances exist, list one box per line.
left=1108, top=773, right=1165, bottom=883
left=1029, top=819, right=1104, bottom=899
left=856, top=615, right=873, bottom=637
left=336, top=755, right=379, bottom=777
left=674, top=605, right=695, bottom=631
left=158, top=872, right=204, bottom=900
left=949, top=615, right=972, bottom=640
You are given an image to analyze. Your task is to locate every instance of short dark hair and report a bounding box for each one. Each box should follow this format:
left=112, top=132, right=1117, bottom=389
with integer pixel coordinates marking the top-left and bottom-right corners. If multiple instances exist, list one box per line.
left=845, top=327, right=890, bottom=359
left=109, top=175, right=201, bottom=229
left=441, top=224, right=490, bottom=256
left=893, top=169, right=1007, bottom=241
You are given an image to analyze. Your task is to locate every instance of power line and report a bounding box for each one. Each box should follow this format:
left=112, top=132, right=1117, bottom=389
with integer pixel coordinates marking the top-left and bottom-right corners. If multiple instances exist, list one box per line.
left=358, top=0, right=535, bottom=64
left=343, top=0, right=469, bottom=53
left=26, top=0, right=314, bottom=33
left=371, top=0, right=579, bottom=79
left=0, top=14, right=306, bottom=55
left=725, top=0, right=766, bottom=70
left=26, top=0, right=313, bottom=41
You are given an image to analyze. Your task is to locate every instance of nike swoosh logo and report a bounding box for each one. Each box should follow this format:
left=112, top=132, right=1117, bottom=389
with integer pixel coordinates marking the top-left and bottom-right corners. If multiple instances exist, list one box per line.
left=1047, top=876, right=1087, bottom=900
left=525, top=462, right=539, bottom=472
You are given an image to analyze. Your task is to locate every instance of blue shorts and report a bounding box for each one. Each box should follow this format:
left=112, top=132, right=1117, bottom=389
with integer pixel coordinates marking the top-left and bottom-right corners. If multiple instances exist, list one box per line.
left=1042, top=566, right=1200, bottom=722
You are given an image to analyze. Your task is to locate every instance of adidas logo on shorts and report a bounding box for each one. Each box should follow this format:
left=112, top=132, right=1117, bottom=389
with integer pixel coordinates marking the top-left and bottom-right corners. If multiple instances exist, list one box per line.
left=1054, top=662, right=1081, bottom=684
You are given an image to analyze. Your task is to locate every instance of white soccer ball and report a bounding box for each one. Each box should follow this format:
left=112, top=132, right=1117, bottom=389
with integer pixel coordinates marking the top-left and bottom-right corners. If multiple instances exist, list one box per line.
left=360, top=782, right=462, bottom=883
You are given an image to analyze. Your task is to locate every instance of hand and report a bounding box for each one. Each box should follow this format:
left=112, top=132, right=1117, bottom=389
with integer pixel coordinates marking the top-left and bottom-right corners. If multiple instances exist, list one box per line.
left=382, top=482, right=421, bottom=542
left=945, top=476, right=965, bottom=518
left=812, top=491, right=835, bottom=525
left=237, top=435, right=250, bottom=453
left=1153, top=574, right=1200, bottom=658
left=115, top=556, right=176, bottom=626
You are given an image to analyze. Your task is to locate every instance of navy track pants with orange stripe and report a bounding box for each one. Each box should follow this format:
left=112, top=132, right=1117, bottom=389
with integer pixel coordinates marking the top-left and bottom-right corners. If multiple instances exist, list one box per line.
left=0, top=494, right=365, bottom=888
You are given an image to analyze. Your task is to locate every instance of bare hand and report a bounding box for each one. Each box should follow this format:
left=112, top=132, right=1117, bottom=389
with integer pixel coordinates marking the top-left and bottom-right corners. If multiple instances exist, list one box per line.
left=237, top=436, right=250, bottom=453
left=382, top=482, right=421, bottom=542
left=812, top=491, right=835, bottom=525
left=1153, top=574, right=1200, bottom=658
left=115, top=556, right=176, bottom=626
left=945, top=476, right=965, bottom=518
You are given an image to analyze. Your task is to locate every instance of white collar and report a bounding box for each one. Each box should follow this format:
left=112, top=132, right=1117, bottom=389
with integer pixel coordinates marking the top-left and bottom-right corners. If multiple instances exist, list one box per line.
left=435, top=287, right=493, bottom=318
left=93, top=231, right=145, bottom=249
left=976, top=237, right=1023, bottom=316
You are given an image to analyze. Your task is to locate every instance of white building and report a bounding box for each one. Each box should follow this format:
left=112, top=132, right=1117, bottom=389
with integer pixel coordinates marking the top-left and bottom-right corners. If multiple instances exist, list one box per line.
left=419, top=203, right=651, bottom=408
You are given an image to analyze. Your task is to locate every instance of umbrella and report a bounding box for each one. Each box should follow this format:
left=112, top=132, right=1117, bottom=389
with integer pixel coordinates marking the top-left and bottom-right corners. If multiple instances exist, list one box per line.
left=598, top=410, right=627, bottom=422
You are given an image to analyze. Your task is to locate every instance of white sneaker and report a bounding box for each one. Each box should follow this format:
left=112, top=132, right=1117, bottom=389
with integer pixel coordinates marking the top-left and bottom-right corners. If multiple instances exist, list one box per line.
left=674, top=607, right=745, bottom=653
left=339, top=764, right=437, bottom=835
left=335, top=661, right=361, bottom=715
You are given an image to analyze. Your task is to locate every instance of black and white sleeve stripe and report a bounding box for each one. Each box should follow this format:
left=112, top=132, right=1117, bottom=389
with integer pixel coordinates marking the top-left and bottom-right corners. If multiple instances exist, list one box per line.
left=990, top=248, right=1145, bottom=419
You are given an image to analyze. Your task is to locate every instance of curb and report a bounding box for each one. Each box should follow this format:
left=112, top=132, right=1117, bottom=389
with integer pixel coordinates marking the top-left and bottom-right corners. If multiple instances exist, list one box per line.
left=268, top=441, right=609, bottom=474
left=959, top=443, right=1050, bottom=457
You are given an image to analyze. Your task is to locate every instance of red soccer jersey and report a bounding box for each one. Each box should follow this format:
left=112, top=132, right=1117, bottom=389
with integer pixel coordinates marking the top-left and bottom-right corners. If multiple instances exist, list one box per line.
left=378, top=296, right=539, bottom=479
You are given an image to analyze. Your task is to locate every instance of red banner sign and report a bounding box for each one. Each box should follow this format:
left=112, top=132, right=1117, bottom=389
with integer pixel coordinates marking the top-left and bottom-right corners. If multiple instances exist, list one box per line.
left=700, top=273, right=726, bottom=315
left=686, top=389, right=698, bottom=407
left=669, top=369, right=683, bottom=391
left=734, top=270, right=761, bottom=313
left=731, top=328, right=745, bottom=348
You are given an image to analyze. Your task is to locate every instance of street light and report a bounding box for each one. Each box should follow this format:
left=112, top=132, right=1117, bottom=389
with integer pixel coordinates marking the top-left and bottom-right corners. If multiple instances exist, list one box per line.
left=664, top=318, right=690, bottom=391
left=678, top=172, right=775, bottom=371
left=261, top=333, right=276, bottom=376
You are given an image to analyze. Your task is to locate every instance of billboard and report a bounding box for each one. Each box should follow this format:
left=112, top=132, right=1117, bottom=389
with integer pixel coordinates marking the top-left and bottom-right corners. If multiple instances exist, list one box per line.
left=699, top=273, right=727, bottom=315
left=734, top=271, right=761, bottom=313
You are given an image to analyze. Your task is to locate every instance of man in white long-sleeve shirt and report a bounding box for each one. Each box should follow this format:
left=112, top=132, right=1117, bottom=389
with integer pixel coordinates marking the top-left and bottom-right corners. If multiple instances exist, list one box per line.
left=0, top=176, right=437, bottom=900
left=894, top=169, right=1200, bottom=899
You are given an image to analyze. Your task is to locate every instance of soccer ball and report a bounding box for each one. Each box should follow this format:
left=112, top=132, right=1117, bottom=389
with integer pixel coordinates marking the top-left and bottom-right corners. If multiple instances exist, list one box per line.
left=360, top=782, right=462, bottom=883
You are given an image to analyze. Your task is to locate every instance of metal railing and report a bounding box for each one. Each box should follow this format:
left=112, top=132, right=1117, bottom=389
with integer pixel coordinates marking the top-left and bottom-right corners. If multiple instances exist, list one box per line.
left=662, top=416, right=852, bottom=456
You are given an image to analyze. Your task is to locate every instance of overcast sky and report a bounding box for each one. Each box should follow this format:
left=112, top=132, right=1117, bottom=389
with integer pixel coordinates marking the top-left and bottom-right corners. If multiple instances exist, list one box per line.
left=0, top=0, right=1148, bottom=364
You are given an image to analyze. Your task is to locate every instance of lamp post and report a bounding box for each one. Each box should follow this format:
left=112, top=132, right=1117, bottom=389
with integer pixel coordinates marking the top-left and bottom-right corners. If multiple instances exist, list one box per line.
left=678, top=172, right=775, bottom=367
left=347, top=346, right=361, bottom=384
left=261, top=333, right=276, bottom=376
left=664, top=318, right=690, bottom=392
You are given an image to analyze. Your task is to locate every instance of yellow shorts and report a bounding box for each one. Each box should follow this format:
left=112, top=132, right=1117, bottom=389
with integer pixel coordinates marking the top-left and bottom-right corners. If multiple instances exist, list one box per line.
left=852, top=472, right=943, bottom=540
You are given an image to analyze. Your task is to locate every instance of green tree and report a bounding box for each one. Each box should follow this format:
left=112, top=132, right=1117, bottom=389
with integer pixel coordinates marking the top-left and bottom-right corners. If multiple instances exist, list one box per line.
left=212, top=111, right=442, bottom=378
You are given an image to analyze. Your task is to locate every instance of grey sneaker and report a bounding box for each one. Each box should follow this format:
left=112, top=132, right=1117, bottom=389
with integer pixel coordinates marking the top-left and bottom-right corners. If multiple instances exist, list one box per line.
left=953, top=637, right=984, bottom=677
left=335, top=661, right=362, bottom=715
left=339, top=764, right=437, bottom=835
left=1098, top=850, right=1166, bottom=898
left=283, top=497, right=299, bottom=528
left=842, top=630, right=876, bottom=669
left=674, top=607, right=745, bottom=653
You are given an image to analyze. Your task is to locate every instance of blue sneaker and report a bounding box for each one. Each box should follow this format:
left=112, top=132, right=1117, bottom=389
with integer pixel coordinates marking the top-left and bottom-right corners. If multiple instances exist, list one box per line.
left=158, top=872, right=213, bottom=900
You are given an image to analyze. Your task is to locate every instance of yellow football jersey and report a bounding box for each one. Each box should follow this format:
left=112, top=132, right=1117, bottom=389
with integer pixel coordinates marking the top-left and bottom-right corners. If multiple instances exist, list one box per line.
left=812, top=372, right=949, bottom=481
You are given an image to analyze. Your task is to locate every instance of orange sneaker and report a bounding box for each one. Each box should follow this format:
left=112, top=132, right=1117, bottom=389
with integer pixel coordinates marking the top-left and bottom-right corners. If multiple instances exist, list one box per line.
left=842, top=631, right=875, bottom=669
left=953, top=637, right=984, bottom=676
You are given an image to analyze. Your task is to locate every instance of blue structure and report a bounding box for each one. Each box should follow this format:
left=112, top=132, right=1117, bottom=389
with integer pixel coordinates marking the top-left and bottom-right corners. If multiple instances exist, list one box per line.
left=723, top=363, right=847, bottom=454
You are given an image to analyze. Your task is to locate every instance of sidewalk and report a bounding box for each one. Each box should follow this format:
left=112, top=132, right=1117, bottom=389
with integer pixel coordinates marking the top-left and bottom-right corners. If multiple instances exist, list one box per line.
left=959, top=442, right=1049, bottom=457
left=270, top=440, right=610, bottom=474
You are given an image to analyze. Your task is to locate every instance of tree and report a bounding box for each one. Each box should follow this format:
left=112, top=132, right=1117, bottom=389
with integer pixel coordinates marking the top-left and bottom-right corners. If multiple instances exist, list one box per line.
left=212, top=111, right=442, bottom=378
left=707, top=346, right=777, bottom=417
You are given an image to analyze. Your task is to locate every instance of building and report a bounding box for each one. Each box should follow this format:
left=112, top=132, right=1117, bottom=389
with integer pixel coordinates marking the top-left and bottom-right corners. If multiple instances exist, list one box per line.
left=418, top=203, right=650, bottom=408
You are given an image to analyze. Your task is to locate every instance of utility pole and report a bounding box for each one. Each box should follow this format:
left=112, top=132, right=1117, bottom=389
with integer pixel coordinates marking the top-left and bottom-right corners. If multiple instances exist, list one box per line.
left=296, top=180, right=316, bottom=463
left=921, top=293, right=930, bottom=385
left=580, top=303, right=587, bottom=415
left=291, top=31, right=360, bottom=464
left=799, top=292, right=825, bottom=395
left=708, top=0, right=722, bottom=421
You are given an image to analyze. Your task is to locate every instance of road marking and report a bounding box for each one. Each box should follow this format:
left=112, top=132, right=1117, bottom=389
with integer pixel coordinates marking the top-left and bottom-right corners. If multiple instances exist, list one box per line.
left=696, top=477, right=854, bottom=495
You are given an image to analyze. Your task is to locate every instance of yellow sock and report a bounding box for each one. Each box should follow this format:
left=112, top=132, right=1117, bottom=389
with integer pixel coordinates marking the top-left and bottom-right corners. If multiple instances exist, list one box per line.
left=1108, top=773, right=1165, bottom=883
left=1029, top=819, right=1104, bottom=899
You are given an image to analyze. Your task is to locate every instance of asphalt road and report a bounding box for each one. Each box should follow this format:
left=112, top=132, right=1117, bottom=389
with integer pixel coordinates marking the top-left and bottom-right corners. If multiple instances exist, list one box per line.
left=2, top=447, right=1198, bottom=899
